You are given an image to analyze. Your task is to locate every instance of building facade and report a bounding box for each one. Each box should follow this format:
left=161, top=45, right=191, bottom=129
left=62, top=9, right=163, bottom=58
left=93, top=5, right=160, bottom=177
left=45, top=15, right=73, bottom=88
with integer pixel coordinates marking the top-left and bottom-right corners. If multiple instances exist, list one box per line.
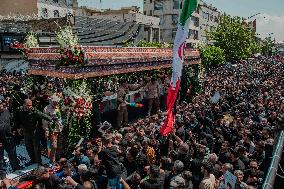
left=0, top=0, right=74, bottom=19
left=199, top=1, right=220, bottom=44
left=143, top=0, right=220, bottom=45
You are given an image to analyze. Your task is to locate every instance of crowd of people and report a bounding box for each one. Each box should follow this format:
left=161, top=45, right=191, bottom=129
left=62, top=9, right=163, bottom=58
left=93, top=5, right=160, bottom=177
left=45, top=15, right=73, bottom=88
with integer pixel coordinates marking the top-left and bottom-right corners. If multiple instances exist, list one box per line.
left=0, top=56, right=283, bottom=189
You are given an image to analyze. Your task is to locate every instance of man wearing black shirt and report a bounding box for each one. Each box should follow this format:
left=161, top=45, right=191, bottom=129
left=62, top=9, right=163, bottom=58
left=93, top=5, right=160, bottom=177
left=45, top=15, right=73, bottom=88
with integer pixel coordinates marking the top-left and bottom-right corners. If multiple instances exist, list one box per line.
left=243, top=160, right=264, bottom=187
left=0, top=102, right=21, bottom=173
left=34, top=166, right=61, bottom=189
left=124, top=148, right=138, bottom=177
left=140, top=165, right=163, bottom=189
left=15, top=99, right=52, bottom=165
left=98, top=134, right=124, bottom=188
left=229, top=149, right=246, bottom=171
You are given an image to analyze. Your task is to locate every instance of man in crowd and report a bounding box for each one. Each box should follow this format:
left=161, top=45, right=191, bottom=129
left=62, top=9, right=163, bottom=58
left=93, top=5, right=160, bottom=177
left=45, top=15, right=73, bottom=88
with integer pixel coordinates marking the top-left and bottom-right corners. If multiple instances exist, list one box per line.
left=0, top=102, right=21, bottom=176
left=117, top=80, right=129, bottom=129
left=98, top=133, right=125, bottom=189
left=116, top=80, right=141, bottom=128
left=71, top=146, right=91, bottom=168
left=145, top=77, right=160, bottom=116
left=199, top=162, right=215, bottom=189
left=42, top=94, right=63, bottom=164
left=15, top=99, right=53, bottom=166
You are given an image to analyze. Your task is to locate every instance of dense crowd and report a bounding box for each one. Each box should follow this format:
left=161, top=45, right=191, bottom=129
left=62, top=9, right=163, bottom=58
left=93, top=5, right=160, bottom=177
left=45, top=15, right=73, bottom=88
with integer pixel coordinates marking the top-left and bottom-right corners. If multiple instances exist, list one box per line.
left=0, top=57, right=284, bottom=189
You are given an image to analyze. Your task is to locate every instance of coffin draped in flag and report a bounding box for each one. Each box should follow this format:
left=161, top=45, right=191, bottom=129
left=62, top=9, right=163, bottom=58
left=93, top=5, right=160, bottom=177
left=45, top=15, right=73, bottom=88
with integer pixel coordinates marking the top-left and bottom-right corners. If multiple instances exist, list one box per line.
left=160, top=0, right=197, bottom=136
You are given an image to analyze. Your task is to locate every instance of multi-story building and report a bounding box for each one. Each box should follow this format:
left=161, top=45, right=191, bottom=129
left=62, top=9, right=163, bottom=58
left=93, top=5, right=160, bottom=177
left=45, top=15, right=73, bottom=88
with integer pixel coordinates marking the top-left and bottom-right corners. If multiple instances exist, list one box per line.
left=199, top=0, right=220, bottom=44
left=0, top=0, right=74, bottom=19
left=143, top=0, right=220, bottom=45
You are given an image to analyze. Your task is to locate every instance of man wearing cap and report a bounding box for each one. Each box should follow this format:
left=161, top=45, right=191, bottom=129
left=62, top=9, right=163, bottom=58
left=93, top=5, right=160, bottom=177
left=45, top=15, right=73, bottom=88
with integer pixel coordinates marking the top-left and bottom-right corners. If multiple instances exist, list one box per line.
left=15, top=99, right=53, bottom=166
left=42, top=94, right=63, bottom=164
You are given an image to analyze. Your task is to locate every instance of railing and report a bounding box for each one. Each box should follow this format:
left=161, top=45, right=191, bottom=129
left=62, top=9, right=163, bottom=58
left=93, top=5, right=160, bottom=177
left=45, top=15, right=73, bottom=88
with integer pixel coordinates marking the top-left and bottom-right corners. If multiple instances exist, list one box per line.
left=26, top=47, right=200, bottom=78
left=262, top=130, right=284, bottom=189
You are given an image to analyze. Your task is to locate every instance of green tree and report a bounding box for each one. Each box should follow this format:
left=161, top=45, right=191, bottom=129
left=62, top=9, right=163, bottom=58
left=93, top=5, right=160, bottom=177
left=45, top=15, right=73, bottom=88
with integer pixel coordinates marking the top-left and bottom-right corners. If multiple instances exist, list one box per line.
left=261, top=37, right=276, bottom=56
left=208, top=14, right=258, bottom=61
left=201, top=45, right=225, bottom=67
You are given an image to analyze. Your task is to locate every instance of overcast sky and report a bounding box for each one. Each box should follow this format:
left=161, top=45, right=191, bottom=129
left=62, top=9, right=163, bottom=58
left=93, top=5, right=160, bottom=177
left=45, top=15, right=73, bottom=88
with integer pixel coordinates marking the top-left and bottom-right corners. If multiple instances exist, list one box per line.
left=78, top=0, right=284, bottom=42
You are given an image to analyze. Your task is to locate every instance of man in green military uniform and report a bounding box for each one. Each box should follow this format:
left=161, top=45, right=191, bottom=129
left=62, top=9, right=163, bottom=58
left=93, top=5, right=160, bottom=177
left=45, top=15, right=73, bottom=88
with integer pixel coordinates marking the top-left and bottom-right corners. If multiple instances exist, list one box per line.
left=15, top=99, right=53, bottom=166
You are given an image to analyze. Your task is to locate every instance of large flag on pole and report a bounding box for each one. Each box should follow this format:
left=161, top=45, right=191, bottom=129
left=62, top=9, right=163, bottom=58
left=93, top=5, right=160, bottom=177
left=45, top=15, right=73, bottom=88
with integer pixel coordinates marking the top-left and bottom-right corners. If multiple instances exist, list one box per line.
left=160, top=0, right=197, bottom=136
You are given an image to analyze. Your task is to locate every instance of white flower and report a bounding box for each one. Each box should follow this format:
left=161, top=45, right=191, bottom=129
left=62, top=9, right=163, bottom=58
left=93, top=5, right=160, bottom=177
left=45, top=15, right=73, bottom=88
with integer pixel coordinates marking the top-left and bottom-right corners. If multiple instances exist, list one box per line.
left=24, top=32, right=38, bottom=48
left=56, top=26, right=79, bottom=48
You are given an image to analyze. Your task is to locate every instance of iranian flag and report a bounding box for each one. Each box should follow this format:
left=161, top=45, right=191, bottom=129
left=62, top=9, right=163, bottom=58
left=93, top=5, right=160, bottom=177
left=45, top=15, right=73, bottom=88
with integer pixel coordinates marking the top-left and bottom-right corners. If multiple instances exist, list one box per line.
left=160, top=0, right=197, bottom=136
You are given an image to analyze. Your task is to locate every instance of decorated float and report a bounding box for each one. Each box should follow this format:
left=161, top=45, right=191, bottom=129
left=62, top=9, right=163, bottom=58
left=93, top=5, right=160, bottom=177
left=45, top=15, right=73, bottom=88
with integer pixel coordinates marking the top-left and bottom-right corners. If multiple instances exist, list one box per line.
left=11, top=26, right=201, bottom=151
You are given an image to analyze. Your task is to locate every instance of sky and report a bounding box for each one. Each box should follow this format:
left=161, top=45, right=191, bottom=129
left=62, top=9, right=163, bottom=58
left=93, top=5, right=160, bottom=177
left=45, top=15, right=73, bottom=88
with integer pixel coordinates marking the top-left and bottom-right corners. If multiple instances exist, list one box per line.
left=78, top=0, right=284, bottom=42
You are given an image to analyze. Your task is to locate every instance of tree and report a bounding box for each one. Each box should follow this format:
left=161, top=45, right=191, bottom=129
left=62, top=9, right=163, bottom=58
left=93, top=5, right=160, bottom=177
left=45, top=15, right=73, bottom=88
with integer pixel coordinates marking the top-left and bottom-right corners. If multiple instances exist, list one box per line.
left=201, top=45, right=225, bottom=67
left=261, top=37, right=276, bottom=56
left=208, top=14, right=258, bottom=61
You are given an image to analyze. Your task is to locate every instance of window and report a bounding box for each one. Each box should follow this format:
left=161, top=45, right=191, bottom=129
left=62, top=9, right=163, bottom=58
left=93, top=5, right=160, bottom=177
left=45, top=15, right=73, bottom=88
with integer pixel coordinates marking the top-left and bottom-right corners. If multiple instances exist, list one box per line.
left=42, top=8, right=48, bottom=17
left=193, top=30, right=199, bottom=39
left=214, top=16, right=219, bottom=23
left=4, top=37, right=12, bottom=46
left=173, top=0, right=179, bottom=9
left=188, top=29, right=199, bottom=39
left=191, top=16, right=199, bottom=27
left=172, top=29, right=177, bottom=38
left=53, top=0, right=58, bottom=3
left=172, top=14, right=179, bottom=25
left=159, top=15, right=164, bottom=25
left=150, top=0, right=152, bottom=3
left=54, top=10, right=59, bottom=17
left=149, top=10, right=153, bottom=16
left=202, top=12, right=209, bottom=21
left=144, top=11, right=146, bottom=15
left=154, top=0, right=163, bottom=10
left=188, top=29, right=192, bottom=38
left=144, top=0, right=147, bottom=4
left=66, top=0, right=73, bottom=7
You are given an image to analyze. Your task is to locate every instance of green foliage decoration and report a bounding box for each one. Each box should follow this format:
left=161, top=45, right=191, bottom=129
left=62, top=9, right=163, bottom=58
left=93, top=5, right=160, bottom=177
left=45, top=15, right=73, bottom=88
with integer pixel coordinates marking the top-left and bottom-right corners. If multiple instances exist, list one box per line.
left=201, top=45, right=225, bottom=67
left=61, top=79, right=93, bottom=156
left=124, top=40, right=174, bottom=48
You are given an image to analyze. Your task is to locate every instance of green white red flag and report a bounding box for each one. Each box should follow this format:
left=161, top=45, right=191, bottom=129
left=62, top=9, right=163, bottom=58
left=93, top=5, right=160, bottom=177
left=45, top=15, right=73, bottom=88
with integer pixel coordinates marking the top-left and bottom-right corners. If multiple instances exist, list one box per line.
left=160, top=0, right=197, bottom=136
